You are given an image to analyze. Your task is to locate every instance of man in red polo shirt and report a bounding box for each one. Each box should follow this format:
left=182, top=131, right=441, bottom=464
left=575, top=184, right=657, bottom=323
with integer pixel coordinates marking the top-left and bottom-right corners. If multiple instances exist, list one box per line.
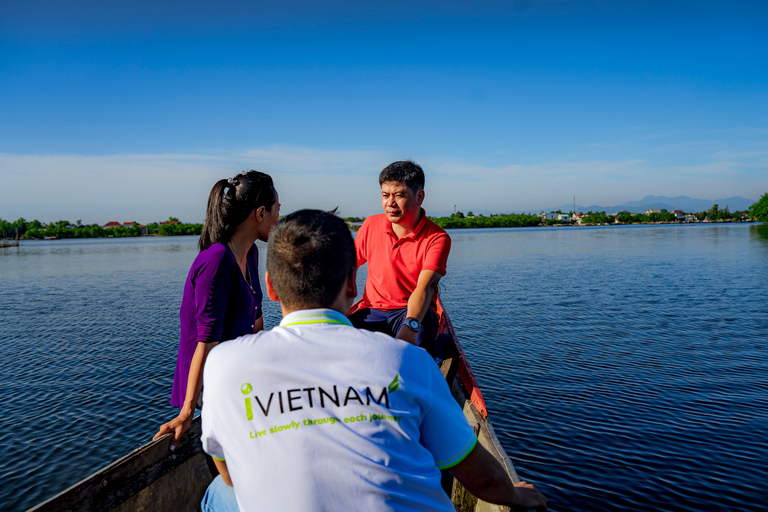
left=349, top=161, right=449, bottom=358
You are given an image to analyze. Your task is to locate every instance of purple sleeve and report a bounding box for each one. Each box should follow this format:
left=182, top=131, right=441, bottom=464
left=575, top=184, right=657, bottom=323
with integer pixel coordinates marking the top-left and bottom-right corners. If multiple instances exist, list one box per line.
left=193, top=248, right=234, bottom=344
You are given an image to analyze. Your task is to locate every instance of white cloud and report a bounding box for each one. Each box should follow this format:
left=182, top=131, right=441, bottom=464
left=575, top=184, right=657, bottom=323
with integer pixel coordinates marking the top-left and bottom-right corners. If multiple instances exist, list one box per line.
left=1, top=147, right=765, bottom=223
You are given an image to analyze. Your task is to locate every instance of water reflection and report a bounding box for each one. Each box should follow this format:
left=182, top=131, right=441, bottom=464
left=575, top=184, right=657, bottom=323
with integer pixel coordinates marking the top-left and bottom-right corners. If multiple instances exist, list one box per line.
left=750, top=224, right=768, bottom=242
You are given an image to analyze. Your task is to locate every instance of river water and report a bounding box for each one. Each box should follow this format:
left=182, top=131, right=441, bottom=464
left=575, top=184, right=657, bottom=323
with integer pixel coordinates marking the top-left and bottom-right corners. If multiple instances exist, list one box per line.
left=1, top=224, right=766, bottom=511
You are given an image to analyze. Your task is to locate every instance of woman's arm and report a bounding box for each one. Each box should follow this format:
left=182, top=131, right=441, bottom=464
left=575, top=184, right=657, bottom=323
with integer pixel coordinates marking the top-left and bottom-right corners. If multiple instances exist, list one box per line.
left=153, top=341, right=218, bottom=448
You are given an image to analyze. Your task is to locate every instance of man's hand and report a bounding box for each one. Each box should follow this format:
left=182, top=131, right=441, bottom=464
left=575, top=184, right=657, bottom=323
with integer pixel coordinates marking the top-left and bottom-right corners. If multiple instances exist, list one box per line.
left=395, top=324, right=418, bottom=345
left=153, top=408, right=194, bottom=450
left=449, top=442, right=547, bottom=511
left=511, top=481, right=548, bottom=511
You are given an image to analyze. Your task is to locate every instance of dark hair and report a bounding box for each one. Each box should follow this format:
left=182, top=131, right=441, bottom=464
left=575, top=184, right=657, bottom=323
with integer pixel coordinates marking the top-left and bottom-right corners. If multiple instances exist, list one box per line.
left=378, top=160, right=425, bottom=193
left=198, top=171, right=277, bottom=251
left=266, top=209, right=356, bottom=310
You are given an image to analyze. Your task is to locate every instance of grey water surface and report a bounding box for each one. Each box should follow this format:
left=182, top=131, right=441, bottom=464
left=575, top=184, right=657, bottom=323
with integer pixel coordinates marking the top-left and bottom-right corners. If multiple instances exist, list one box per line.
left=1, top=223, right=766, bottom=512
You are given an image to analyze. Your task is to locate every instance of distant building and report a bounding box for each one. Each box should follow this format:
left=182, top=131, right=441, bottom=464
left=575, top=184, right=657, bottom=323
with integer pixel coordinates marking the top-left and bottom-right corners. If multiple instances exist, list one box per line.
left=672, top=210, right=685, bottom=221
left=104, top=221, right=121, bottom=228
left=556, top=214, right=570, bottom=223
left=645, top=209, right=662, bottom=215
left=540, top=212, right=558, bottom=221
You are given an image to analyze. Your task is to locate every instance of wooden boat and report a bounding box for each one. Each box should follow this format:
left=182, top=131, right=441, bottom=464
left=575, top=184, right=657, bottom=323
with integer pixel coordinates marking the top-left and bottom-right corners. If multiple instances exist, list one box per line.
left=28, top=298, right=523, bottom=512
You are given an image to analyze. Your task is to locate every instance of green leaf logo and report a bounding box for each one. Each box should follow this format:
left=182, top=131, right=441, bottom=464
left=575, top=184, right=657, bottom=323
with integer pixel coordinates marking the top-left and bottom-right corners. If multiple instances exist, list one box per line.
left=241, top=383, right=253, bottom=395
left=388, top=374, right=400, bottom=393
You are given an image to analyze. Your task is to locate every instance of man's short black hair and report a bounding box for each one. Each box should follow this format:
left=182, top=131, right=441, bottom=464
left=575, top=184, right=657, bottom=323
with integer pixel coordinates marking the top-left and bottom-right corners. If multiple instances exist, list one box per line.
left=378, top=161, right=425, bottom=193
left=267, top=209, right=356, bottom=310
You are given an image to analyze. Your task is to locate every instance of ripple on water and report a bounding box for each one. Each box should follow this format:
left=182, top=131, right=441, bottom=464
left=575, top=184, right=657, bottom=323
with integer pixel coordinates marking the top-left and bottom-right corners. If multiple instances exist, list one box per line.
left=2, top=227, right=768, bottom=512
left=444, top=225, right=768, bottom=512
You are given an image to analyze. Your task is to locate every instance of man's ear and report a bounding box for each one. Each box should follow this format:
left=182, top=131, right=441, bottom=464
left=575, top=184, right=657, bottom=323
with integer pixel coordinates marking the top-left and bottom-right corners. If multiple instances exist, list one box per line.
left=346, top=267, right=358, bottom=299
left=265, top=271, right=279, bottom=302
left=416, top=189, right=425, bottom=206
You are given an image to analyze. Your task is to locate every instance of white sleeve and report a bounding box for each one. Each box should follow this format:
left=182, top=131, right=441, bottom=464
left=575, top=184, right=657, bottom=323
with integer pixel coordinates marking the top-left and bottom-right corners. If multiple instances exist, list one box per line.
left=418, top=352, right=478, bottom=469
left=200, top=356, right=226, bottom=460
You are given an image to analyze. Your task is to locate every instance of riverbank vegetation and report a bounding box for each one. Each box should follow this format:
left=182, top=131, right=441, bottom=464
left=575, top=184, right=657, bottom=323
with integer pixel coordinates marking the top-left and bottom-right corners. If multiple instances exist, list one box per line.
left=430, top=211, right=541, bottom=229
left=3, top=195, right=765, bottom=239
left=0, top=218, right=202, bottom=240
left=750, top=193, right=768, bottom=223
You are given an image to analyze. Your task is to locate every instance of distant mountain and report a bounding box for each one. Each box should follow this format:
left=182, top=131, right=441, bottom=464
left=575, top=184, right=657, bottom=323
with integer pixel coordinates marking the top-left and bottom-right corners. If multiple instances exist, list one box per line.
left=429, top=195, right=758, bottom=218
left=542, top=195, right=757, bottom=215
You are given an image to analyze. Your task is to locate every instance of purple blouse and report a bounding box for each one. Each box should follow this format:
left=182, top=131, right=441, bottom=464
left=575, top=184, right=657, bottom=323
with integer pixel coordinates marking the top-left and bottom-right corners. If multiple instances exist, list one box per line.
left=170, top=243, right=263, bottom=408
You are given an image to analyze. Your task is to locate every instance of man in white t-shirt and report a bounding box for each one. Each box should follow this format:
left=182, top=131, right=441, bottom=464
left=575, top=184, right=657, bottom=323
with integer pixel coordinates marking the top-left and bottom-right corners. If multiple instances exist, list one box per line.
left=200, top=210, right=547, bottom=512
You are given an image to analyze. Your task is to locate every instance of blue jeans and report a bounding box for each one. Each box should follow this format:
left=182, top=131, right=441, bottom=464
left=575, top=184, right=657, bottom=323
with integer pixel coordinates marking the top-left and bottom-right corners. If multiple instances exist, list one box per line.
left=348, top=307, right=439, bottom=358
left=201, top=475, right=240, bottom=512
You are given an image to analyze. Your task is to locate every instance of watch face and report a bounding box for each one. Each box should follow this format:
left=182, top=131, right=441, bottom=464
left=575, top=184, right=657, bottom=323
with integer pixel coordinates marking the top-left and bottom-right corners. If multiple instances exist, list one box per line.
left=407, top=319, right=420, bottom=330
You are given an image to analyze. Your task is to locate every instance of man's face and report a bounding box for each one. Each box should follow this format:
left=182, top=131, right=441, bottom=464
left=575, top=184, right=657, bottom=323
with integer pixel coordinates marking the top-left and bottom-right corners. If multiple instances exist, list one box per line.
left=381, top=181, right=424, bottom=226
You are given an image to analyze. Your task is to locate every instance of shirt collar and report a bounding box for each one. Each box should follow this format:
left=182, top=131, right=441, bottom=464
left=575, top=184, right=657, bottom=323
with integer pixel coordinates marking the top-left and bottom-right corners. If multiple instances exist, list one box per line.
left=411, top=208, right=429, bottom=237
left=386, top=208, right=428, bottom=240
left=279, top=308, right=353, bottom=328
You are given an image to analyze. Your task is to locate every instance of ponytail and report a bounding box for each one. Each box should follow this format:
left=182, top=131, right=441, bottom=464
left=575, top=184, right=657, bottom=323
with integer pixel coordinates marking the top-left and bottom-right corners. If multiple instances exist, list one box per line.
left=198, top=179, right=229, bottom=251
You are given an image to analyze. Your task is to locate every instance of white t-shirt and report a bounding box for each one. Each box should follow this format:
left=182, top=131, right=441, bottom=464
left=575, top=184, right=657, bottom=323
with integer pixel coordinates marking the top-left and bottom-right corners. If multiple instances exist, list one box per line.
left=201, top=308, right=477, bottom=512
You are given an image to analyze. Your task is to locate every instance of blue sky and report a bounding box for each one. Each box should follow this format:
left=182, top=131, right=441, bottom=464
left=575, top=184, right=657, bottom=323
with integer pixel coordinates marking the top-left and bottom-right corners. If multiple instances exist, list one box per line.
left=1, top=0, right=766, bottom=223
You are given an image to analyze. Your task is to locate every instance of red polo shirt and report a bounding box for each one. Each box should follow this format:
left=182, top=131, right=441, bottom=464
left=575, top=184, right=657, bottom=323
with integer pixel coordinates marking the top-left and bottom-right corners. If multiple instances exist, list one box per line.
left=356, top=210, right=451, bottom=311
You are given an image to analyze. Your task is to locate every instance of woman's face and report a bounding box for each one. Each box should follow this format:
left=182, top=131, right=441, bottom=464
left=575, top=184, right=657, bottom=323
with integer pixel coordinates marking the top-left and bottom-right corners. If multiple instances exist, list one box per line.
left=260, top=191, right=280, bottom=241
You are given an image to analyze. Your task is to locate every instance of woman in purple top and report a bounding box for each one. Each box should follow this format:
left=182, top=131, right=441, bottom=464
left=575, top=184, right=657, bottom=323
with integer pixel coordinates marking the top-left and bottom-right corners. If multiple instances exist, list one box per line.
left=154, top=170, right=280, bottom=448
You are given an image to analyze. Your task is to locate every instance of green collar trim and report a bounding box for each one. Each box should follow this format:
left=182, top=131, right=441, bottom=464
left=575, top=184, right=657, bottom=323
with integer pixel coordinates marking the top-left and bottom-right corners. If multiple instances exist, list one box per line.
left=280, top=310, right=353, bottom=328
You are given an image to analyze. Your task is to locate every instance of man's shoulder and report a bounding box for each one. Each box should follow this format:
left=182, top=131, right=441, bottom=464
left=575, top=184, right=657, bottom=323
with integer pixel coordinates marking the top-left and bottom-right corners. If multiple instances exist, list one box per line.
left=361, top=214, right=388, bottom=229
left=208, top=331, right=264, bottom=360
left=423, top=215, right=448, bottom=234
left=212, top=323, right=401, bottom=351
left=418, top=214, right=450, bottom=241
left=206, top=326, right=413, bottom=379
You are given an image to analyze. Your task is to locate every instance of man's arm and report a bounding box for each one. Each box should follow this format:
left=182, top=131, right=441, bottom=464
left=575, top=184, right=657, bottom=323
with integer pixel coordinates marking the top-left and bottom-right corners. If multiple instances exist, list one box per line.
left=448, top=442, right=548, bottom=511
left=253, top=315, right=264, bottom=333
left=395, top=269, right=442, bottom=344
left=212, top=458, right=233, bottom=486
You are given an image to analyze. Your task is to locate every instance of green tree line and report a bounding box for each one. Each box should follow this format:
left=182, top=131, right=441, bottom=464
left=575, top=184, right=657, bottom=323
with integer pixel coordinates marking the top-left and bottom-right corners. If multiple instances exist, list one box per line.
left=431, top=212, right=541, bottom=229
left=4, top=195, right=765, bottom=240
left=749, top=193, right=768, bottom=223
left=593, top=204, right=754, bottom=225
left=0, top=218, right=203, bottom=240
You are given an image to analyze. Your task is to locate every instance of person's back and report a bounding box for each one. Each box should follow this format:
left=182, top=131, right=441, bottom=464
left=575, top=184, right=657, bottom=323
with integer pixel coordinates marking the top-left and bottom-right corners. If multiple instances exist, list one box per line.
left=200, top=209, right=547, bottom=512
left=203, top=308, right=469, bottom=511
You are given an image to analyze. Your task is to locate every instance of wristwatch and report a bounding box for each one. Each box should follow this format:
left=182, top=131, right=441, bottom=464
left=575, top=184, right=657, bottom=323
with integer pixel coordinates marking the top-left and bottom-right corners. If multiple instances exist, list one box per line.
left=405, top=317, right=421, bottom=332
